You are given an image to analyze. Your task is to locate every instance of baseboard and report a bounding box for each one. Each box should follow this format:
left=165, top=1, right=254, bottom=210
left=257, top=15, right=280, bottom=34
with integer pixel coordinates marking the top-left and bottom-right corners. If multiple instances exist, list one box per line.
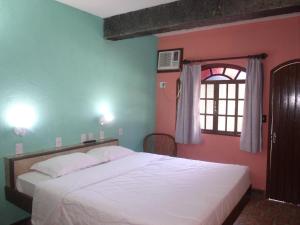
left=252, top=188, right=266, bottom=199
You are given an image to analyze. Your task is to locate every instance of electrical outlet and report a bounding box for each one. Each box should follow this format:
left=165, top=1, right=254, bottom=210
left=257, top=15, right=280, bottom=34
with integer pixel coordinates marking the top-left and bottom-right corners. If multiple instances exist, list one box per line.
left=56, top=137, right=62, bottom=148
left=99, top=130, right=105, bottom=140
left=160, top=82, right=167, bottom=88
left=81, top=134, right=87, bottom=143
left=118, top=128, right=123, bottom=136
left=88, top=132, right=94, bottom=140
left=16, top=143, right=23, bottom=155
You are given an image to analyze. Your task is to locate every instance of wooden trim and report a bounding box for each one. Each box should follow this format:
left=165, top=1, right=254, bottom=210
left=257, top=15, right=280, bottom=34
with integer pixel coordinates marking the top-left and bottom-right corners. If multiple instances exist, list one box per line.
left=266, top=59, right=300, bottom=198
left=4, top=139, right=118, bottom=188
left=5, top=158, right=13, bottom=188
left=157, top=48, right=183, bottom=73
left=5, top=186, right=33, bottom=213
left=270, top=58, right=300, bottom=74
left=4, top=139, right=119, bottom=213
left=204, top=74, right=233, bottom=81
left=252, top=188, right=266, bottom=198
left=202, top=63, right=246, bottom=73
left=5, top=138, right=118, bottom=161
left=202, top=130, right=241, bottom=137
left=266, top=61, right=275, bottom=199
left=203, top=80, right=246, bottom=84
left=222, top=186, right=251, bottom=225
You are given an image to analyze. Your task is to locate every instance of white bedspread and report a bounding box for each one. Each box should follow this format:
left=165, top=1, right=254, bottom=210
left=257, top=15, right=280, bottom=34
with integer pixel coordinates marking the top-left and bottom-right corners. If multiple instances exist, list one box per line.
left=32, top=153, right=250, bottom=225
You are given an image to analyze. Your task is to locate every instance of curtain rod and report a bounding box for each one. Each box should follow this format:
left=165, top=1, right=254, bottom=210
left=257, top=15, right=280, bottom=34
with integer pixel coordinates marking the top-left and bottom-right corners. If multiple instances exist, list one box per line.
left=182, top=53, right=268, bottom=64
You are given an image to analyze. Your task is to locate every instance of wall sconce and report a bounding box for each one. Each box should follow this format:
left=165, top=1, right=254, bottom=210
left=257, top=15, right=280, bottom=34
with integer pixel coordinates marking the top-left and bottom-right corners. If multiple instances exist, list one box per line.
left=96, top=102, right=114, bottom=140
left=98, top=112, right=114, bottom=140
left=5, top=103, right=37, bottom=136
left=99, top=113, right=114, bottom=126
left=14, top=127, right=28, bottom=137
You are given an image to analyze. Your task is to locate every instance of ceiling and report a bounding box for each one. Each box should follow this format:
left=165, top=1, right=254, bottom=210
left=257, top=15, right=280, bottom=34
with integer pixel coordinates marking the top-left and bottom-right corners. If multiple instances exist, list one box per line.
left=56, top=0, right=178, bottom=18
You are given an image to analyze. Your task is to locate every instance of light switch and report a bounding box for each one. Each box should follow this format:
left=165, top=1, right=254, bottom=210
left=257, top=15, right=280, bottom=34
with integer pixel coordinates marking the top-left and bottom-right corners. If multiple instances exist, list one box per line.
left=118, top=128, right=123, bottom=136
left=56, top=137, right=62, bottom=148
left=16, top=143, right=23, bottom=155
left=160, top=82, right=167, bottom=88
left=81, top=134, right=87, bottom=143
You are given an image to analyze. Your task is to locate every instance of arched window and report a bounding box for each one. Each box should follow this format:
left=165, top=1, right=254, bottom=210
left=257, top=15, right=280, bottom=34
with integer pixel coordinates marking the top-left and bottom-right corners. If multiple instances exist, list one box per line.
left=200, top=64, right=246, bottom=136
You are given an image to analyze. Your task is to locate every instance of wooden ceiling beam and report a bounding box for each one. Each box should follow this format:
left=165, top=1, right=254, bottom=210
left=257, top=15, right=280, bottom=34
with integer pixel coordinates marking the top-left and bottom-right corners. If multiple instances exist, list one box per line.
left=104, top=0, right=300, bottom=40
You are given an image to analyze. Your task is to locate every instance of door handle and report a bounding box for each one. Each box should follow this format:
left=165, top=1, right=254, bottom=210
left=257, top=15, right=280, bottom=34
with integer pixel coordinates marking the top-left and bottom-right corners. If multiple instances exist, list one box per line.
left=272, top=132, right=277, bottom=144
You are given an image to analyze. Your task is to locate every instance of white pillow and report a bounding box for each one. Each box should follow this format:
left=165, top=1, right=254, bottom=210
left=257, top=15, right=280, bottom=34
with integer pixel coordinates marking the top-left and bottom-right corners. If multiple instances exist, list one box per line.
left=30, top=152, right=100, bottom=178
left=87, top=146, right=135, bottom=162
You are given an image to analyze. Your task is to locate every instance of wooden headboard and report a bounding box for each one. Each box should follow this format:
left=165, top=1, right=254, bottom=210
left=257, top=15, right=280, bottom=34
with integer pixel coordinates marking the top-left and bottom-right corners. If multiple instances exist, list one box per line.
left=4, top=138, right=118, bottom=189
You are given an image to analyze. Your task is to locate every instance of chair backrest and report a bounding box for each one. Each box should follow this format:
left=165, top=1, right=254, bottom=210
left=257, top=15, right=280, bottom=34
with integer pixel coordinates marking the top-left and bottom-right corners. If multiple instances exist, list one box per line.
left=143, top=133, right=177, bottom=156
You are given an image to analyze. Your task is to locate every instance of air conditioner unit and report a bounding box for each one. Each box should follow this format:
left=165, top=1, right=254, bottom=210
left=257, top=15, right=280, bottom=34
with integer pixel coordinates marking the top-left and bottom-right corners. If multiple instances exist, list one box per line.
left=157, top=48, right=183, bottom=72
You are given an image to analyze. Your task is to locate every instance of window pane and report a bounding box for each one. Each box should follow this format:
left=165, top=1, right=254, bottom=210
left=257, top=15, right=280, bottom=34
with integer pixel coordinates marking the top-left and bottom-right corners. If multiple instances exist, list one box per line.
left=200, top=84, right=206, bottom=98
left=212, top=67, right=224, bottom=75
left=200, top=115, right=205, bottom=129
left=219, top=84, right=227, bottom=98
left=202, top=69, right=211, bottom=78
left=224, top=68, right=238, bottom=79
left=227, top=100, right=236, bottom=115
left=206, top=116, right=213, bottom=130
left=227, top=117, right=235, bottom=132
left=239, top=83, right=245, bottom=99
left=218, top=100, right=226, bottom=115
left=238, top=100, right=244, bottom=116
left=206, top=84, right=214, bottom=98
left=237, top=117, right=243, bottom=132
left=206, top=75, right=230, bottom=81
left=237, top=71, right=246, bottom=80
left=228, top=84, right=236, bottom=99
left=200, top=100, right=206, bottom=114
left=206, top=100, right=214, bottom=114
left=218, top=116, right=226, bottom=131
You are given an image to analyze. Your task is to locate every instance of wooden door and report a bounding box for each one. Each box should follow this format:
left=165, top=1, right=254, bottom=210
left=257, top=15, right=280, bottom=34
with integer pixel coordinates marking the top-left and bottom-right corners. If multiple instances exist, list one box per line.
left=267, top=59, right=300, bottom=204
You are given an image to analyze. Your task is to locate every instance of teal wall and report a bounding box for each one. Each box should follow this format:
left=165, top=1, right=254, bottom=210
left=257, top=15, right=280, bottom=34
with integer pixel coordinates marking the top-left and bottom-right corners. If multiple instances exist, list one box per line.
left=0, top=0, right=157, bottom=224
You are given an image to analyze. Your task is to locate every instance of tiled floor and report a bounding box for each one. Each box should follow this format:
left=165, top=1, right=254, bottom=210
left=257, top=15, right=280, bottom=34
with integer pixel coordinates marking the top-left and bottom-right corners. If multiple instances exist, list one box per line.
left=234, top=192, right=300, bottom=225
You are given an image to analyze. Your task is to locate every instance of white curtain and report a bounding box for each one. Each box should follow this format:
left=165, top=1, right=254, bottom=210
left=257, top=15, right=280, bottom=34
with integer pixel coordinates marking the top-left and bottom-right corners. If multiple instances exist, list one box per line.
left=240, top=58, right=263, bottom=153
left=175, top=64, right=202, bottom=144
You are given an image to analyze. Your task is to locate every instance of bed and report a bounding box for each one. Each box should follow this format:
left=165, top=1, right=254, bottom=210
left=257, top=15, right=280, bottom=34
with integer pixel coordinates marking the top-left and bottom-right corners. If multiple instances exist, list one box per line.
left=4, top=138, right=251, bottom=225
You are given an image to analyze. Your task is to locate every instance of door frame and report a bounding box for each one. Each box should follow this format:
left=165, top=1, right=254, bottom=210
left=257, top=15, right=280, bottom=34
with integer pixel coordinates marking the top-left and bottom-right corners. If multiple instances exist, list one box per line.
left=266, top=58, right=300, bottom=199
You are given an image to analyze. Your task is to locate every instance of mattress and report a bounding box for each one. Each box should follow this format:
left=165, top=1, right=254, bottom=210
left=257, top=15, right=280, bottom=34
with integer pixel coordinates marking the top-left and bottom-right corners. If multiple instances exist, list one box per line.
left=32, top=153, right=251, bottom=225
left=16, top=171, right=52, bottom=197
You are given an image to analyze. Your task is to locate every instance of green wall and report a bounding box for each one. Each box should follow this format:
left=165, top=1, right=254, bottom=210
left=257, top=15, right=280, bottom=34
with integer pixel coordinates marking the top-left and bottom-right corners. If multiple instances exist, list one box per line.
left=0, top=0, right=157, bottom=224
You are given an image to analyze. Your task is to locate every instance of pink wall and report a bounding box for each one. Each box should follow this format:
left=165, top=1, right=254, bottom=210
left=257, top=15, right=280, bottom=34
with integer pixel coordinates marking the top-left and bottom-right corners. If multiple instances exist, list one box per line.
left=156, top=16, right=300, bottom=190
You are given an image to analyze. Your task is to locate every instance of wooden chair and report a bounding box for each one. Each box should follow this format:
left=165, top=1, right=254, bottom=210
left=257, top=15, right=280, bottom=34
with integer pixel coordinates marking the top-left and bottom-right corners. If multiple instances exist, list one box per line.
left=143, top=133, right=177, bottom=157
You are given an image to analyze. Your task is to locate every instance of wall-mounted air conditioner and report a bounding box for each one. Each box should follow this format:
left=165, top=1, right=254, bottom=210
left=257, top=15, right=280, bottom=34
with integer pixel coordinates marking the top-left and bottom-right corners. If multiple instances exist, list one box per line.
left=157, top=48, right=183, bottom=72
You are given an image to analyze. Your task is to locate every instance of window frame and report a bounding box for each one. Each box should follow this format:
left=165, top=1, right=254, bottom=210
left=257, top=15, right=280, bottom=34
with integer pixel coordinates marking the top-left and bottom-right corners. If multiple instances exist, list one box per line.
left=201, top=64, right=246, bottom=136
